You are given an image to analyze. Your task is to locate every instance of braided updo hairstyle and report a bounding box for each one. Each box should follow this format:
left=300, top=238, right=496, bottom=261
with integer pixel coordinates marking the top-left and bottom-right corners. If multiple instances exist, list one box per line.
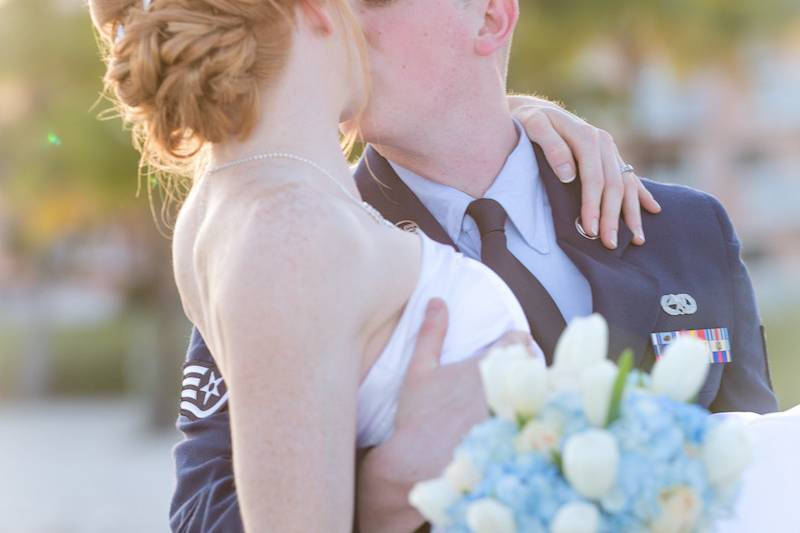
left=90, top=0, right=365, bottom=182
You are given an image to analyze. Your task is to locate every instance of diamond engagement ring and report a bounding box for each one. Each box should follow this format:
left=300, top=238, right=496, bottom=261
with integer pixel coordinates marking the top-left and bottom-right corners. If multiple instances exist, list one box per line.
left=620, top=163, right=636, bottom=175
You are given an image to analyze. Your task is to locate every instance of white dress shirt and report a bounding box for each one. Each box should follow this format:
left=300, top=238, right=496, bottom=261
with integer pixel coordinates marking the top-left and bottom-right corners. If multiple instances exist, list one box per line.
left=388, top=121, right=593, bottom=323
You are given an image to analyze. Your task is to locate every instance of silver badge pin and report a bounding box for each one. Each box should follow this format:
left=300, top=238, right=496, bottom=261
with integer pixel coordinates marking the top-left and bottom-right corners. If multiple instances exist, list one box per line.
left=396, top=220, right=420, bottom=234
left=660, top=294, right=698, bottom=316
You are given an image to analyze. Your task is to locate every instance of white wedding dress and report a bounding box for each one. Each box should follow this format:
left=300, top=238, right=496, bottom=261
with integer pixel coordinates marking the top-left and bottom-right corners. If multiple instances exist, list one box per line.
left=355, top=229, right=800, bottom=531
left=713, top=406, right=800, bottom=532
left=356, top=230, right=536, bottom=449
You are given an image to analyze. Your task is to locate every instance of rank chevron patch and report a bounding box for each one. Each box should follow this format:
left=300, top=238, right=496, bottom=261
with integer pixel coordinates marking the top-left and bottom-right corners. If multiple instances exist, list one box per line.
left=180, top=361, right=229, bottom=420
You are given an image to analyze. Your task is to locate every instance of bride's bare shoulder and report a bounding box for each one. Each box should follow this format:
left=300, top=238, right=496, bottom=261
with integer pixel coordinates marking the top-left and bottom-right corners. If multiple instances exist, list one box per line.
left=175, top=178, right=418, bottom=371
left=206, top=182, right=376, bottom=316
left=229, top=182, right=370, bottom=260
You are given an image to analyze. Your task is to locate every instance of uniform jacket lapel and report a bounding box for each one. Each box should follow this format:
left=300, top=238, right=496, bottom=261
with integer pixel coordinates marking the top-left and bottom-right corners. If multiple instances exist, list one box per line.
left=354, top=146, right=458, bottom=250
left=355, top=143, right=661, bottom=366
left=535, top=144, right=662, bottom=364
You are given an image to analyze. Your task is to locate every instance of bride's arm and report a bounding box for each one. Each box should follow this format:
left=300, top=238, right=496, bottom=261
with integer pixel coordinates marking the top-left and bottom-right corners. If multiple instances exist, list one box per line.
left=211, top=198, right=370, bottom=532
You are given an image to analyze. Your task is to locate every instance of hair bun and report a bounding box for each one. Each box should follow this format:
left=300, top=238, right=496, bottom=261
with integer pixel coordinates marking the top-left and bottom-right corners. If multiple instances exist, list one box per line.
left=91, top=0, right=295, bottom=169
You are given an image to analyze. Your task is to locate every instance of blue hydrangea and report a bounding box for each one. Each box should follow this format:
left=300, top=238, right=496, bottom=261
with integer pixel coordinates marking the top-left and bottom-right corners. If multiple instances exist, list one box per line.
left=439, top=388, right=741, bottom=532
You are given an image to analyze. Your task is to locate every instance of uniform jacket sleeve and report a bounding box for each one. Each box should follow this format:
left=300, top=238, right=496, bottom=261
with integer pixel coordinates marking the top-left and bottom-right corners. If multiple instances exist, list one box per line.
left=707, top=196, right=779, bottom=414
left=170, top=328, right=244, bottom=533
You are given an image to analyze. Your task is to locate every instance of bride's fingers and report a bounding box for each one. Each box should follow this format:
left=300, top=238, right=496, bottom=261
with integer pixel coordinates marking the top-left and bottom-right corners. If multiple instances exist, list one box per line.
left=598, top=133, right=625, bottom=249
left=515, top=106, right=576, bottom=183
left=622, top=172, right=645, bottom=246
left=406, top=298, right=449, bottom=377
left=638, top=180, right=662, bottom=214
left=613, top=143, right=659, bottom=242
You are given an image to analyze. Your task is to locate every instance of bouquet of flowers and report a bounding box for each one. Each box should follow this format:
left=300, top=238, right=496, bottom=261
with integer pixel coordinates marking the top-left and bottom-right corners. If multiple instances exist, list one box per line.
left=409, top=314, right=751, bottom=533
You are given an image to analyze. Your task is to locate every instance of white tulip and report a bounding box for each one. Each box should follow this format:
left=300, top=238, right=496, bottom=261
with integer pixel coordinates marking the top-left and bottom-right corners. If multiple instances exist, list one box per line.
left=580, top=360, right=618, bottom=427
left=515, top=419, right=562, bottom=455
left=480, top=344, right=545, bottom=421
left=703, top=419, right=753, bottom=486
left=548, top=365, right=581, bottom=393
left=506, top=356, right=548, bottom=418
left=650, top=487, right=702, bottom=533
left=550, top=501, right=600, bottom=533
left=553, top=314, right=609, bottom=375
left=466, top=498, right=516, bottom=533
left=563, top=429, right=619, bottom=500
left=408, top=477, right=459, bottom=526
left=651, top=336, right=710, bottom=402
left=444, top=452, right=482, bottom=493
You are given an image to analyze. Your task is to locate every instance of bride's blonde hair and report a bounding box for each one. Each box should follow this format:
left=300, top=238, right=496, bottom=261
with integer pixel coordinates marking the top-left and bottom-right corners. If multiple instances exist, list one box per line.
left=90, top=0, right=367, bottom=220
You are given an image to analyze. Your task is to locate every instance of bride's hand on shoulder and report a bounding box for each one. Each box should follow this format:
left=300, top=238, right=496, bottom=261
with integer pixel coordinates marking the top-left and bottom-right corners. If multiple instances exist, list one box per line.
left=508, top=94, right=662, bottom=250
left=356, top=298, right=535, bottom=532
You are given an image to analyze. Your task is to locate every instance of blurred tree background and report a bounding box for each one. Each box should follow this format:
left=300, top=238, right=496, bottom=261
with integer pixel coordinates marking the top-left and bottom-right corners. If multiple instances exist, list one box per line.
left=0, top=0, right=184, bottom=426
left=0, top=0, right=799, bottom=423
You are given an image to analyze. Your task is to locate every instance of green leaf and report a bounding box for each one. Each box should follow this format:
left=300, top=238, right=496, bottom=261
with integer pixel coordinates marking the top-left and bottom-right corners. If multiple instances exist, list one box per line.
left=606, top=349, right=634, bottom=426
left=551, top=450, right=563, bottom=472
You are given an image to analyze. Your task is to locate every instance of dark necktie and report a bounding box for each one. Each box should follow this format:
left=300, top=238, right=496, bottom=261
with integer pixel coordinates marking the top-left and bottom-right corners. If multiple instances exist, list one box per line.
left=467, top=198, right=567, bottom=361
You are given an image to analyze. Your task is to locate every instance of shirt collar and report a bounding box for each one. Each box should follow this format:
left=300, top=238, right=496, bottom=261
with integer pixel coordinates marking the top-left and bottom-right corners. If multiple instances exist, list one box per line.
left=389, top=120, right=551, bottom=254
left=388, top=161, right=474, bottom=245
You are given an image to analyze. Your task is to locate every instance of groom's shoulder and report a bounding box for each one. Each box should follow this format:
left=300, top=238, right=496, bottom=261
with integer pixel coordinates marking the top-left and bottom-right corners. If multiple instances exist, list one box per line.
left=641, top=178, right=720, bottom=210
left=640, top=178, right=736, bottom=242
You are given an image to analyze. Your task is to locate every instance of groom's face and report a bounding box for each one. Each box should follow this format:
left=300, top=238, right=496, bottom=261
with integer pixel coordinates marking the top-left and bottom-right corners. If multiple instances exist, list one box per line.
left=351, top=0, right=479, bottom=144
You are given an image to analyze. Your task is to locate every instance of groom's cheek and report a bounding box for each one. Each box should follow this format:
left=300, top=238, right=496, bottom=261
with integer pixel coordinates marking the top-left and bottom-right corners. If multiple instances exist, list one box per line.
left=360, top=0, right=466, bottom=75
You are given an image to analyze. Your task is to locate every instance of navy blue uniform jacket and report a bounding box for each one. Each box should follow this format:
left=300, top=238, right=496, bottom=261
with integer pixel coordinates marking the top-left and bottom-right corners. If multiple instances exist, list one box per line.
left=169, top=145, right=777, bottom=532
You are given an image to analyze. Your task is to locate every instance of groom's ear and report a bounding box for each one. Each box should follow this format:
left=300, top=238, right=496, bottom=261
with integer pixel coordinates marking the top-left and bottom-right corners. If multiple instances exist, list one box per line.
left=297, top=0, right=335, bottom=36
left=474, top=0, right=519, bottom=58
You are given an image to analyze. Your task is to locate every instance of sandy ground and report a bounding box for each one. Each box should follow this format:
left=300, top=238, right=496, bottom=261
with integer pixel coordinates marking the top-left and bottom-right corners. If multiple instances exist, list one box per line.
left=1, top=399, right=181, bottom=533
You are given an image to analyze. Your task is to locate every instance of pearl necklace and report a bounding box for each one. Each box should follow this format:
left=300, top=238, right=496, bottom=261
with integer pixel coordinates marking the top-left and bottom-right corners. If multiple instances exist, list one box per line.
left=207, top=152, right=393, bottom=228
